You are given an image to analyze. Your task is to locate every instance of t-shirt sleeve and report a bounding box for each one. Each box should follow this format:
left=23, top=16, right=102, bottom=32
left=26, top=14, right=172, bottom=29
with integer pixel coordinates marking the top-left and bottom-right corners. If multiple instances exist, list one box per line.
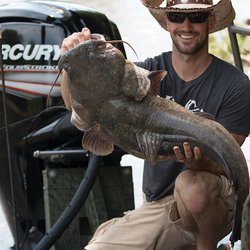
left=216, top=75, right=250, bottom=137
left=134, top=52, right=169, bottom=71
left=135, top=57, right=160, bottom=71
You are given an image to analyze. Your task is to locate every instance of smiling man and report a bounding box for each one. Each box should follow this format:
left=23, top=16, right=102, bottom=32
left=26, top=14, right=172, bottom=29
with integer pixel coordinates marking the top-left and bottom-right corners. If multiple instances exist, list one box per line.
left=60, top=0, right=250, bottom=249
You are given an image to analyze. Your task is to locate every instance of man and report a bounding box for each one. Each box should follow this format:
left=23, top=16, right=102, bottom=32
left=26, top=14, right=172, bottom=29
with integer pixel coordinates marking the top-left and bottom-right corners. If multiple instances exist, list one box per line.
left=60, top=0, right=250, bottom=249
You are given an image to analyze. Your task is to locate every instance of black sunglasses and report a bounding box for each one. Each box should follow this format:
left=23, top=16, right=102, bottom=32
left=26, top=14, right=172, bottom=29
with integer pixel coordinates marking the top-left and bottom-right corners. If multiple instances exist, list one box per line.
left=167, top=12, right=210, bottom=23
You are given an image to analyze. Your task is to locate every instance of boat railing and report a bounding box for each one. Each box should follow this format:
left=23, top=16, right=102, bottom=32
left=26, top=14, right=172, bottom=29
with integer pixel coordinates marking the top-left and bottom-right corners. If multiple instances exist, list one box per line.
left=228, top=22, right=250, bottom=72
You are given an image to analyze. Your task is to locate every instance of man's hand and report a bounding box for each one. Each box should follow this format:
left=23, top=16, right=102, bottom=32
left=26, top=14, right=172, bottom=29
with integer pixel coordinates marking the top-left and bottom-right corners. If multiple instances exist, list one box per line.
left=173, top=142, right=203, bottom=169
left=60, top=27, right=105, bottom=55
left=60, top=27, right=92, bottom=55
left=173, top=142, right=226, bottom=175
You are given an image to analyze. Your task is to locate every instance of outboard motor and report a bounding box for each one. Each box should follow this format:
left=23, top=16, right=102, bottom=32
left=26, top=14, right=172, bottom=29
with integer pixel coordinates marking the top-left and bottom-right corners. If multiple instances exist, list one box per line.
left=0, top=1, right=133, bottom=249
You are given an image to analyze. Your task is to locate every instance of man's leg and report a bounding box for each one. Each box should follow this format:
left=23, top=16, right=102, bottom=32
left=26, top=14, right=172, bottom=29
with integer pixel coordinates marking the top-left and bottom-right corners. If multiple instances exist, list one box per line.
left=84, top=193, right=199, bottom=250
left=84, top=195, right=178, bottom=250
left=174, top=170, right=234, bottom=250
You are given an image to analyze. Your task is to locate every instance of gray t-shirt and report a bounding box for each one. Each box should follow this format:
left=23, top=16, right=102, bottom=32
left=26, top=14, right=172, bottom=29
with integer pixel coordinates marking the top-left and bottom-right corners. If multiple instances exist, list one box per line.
left=136, top=52, right=250, bottom=201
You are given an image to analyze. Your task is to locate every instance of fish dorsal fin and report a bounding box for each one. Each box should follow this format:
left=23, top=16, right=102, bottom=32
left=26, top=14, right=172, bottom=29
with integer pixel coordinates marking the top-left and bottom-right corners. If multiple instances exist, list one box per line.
left=122, top=61, right=151, bottom=101
left=82, top=124, right=114, bottom=156
left=135, top=131, right=162, bottom=165
left=147, top=70, right=167, bottom=96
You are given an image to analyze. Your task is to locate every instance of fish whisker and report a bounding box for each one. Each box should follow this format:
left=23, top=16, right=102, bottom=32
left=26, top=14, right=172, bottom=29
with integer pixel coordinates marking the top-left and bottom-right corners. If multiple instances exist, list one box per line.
left=104, top=39, right=139, bottom=61
left=46, top=68, right=63, bottom=108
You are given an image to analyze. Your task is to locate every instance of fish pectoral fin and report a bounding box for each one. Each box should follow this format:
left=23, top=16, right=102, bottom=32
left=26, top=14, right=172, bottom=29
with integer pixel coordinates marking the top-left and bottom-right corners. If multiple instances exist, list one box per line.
left=82, top=125, right=114, bottom=156
left=148, top=70, right=167, bottom=96
left=71, top=108, right=91, bottom=131
left=123, top=62, right=151, bottom=101
left=136, top=132, right=162, bottom=165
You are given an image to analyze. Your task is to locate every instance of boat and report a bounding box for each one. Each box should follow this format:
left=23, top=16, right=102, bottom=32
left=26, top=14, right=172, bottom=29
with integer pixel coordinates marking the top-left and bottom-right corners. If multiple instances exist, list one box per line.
left=0, top=1, right=133, bottom=249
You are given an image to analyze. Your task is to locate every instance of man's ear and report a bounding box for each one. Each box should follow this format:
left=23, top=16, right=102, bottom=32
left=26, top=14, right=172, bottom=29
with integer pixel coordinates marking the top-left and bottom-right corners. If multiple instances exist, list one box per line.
left=208, top=14, right=216, bottom=33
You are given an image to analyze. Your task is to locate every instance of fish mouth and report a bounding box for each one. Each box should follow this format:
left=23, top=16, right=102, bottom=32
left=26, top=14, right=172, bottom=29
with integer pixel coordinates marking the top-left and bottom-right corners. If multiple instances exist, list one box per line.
left=92, top=40, right=117, bottom=54
left=58, top=39, right=117, bottom=71
left=57, top=38, right=107, bottom=71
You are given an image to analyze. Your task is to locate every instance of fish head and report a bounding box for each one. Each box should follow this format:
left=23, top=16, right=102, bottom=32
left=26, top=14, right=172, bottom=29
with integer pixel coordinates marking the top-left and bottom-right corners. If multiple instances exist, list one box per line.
left=58, top=39, right=127, bottom=130
left=58, top=39, right=126, bottom=101
left=59, top=39, right=125, bottom=81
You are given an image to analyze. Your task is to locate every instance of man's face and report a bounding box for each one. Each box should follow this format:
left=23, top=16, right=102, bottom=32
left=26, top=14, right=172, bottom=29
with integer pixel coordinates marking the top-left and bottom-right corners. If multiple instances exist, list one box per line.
left=166, top=12, right=211, bottom=54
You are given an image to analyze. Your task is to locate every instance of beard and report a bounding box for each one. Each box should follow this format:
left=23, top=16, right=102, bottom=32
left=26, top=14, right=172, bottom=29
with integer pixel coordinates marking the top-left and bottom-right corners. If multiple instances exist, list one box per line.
left=171, top=31, right=208, bottom=55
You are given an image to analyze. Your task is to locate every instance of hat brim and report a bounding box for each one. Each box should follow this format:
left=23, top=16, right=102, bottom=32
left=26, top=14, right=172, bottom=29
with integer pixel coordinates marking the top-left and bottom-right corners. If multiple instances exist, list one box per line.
left=141, top=0, right=235, bottom=33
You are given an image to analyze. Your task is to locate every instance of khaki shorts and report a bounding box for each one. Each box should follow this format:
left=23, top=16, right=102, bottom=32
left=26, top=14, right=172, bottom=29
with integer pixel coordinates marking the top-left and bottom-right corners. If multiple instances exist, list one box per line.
left=85, top=175, right=235, bottom=250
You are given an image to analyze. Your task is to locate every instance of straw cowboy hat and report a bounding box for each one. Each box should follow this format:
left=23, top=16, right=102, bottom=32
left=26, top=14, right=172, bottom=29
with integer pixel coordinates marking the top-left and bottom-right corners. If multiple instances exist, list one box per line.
left=140, top=0, right=235, bottom=33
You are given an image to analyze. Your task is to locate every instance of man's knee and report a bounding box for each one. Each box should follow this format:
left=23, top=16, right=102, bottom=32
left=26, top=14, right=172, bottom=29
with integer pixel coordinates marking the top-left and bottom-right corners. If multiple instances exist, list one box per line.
left=174, top=170, right=222, bottom=215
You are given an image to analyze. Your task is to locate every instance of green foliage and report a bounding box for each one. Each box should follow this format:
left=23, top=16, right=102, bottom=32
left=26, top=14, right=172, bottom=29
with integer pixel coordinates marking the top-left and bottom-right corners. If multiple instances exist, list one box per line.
left=209, top=31, right=233, bottom=63
left=209, top=25, right=249, bottom=65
